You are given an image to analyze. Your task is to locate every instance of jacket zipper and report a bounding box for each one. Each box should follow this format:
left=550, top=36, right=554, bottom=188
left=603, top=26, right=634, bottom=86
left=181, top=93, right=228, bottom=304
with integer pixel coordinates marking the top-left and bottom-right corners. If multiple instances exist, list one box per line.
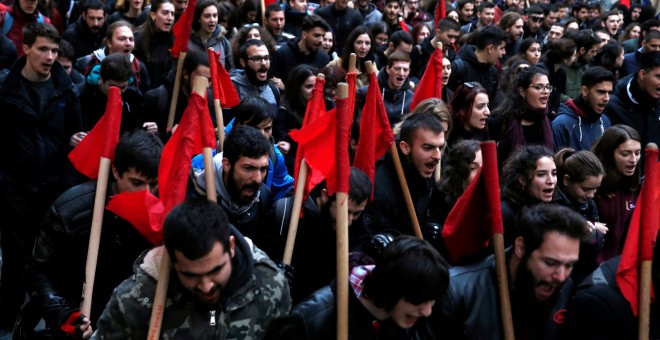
left=209, top=310, right=216, bottom=326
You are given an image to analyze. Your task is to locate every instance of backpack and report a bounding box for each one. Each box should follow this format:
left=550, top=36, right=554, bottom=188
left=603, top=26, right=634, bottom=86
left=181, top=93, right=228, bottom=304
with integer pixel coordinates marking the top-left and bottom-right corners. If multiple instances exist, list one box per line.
left=2, top=11, right=44, bottom=36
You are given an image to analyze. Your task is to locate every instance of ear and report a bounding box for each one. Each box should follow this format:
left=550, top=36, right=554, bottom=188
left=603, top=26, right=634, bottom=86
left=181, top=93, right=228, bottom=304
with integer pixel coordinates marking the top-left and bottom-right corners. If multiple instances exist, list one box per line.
left=229, top=235, right=236, bottom=258
left=399, top=140, right=411, bottom=155
left=514, top=236, right=525, bottom=258
left=517, top=175, right=527, bottom=187
left=388, top=41, right=394, bottom=50
left=563, top=174, right=570, bottom=187
left=517, top=86, right=526, bottom=98
left=239, top=58, right=246, bottom=68
left=149, top=10, right=157, bottom=21
left=639, top=68, right=646, bottom=81
left=222, top=158, right=231, bottom=174
left=580, top=85, right=588, bottom=98
left=386, top=65, right=391, bottom=74
left=579, top=46, right=586, bottom=56
left=112, top=165, right=120, bottom=181
left=320, top=188, right=329, bottom=204
left=434, top=28, right=441, bottom=37
left=22, top=44, right=29, bottom=55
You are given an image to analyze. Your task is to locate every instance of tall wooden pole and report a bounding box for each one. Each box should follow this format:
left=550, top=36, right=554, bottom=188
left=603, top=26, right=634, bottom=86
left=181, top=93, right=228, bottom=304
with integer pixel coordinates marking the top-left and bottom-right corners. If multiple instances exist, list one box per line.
left=335, top=83, right=350, bottom=340
left=166, top=53, right=188, bottom=131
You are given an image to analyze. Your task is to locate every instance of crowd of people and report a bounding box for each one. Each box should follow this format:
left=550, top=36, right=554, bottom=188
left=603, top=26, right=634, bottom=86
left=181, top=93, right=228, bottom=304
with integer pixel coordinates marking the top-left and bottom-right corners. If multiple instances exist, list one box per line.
left=0, top=0, right=659, bottom=338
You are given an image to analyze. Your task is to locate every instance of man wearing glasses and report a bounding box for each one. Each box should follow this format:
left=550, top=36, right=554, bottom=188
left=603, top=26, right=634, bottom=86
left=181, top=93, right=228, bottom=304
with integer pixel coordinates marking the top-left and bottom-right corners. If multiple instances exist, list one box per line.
left=523, top=5, right=544, bottom=40
left=232, top=39, right=281, bottom=109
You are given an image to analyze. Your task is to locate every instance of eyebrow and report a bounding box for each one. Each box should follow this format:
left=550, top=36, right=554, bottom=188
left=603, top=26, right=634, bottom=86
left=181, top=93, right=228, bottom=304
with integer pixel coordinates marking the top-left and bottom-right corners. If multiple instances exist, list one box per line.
left=179, top=262, right=227, bottom=277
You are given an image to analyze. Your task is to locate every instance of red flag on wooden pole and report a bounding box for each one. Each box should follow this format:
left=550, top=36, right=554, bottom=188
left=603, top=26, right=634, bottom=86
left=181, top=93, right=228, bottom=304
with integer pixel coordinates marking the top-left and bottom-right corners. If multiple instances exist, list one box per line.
left=169, top=0, right=197, bottom=58
left=434, top=0, right=446, bottom=29
left=616, top=145, right=660, bottom=317
left=353, top=62, right=394, bottom=200
left=410, top=46, right=443, bottom=111
left=68, top=86, right=122, bottom=178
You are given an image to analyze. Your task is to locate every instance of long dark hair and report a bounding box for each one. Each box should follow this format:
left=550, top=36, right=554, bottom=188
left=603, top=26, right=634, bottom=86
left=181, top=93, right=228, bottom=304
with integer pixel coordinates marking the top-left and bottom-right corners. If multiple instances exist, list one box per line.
left=136, top=0, right=173, bottom=63
left=341, top=25, right=376, bottom=73
left=439, top=140, right=481, bottom=200
left=592, top=125, right=642, bottom=197
left=501, top=145, right=555, bottom=208
left=282, top=65, right=317, bottom=126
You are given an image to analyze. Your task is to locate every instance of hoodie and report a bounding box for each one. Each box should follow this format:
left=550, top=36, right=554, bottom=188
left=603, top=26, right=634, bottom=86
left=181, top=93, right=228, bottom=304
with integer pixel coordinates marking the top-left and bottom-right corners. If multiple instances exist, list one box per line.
left=190, top=153, right=272, bottom=244
left=357, top=68, right=414, bottom=127
left=92, top=228, right=291, bottom=339
left=447, top=44, right=499, bottom=105
left=552, top=97, right=611, bottom=152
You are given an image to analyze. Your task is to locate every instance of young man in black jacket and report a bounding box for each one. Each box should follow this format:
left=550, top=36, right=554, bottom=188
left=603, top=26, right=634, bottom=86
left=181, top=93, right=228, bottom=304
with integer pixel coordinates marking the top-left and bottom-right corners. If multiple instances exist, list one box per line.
left=21, top=130, right=162, bottom=338
left=0, top=23, right=82, bottom=332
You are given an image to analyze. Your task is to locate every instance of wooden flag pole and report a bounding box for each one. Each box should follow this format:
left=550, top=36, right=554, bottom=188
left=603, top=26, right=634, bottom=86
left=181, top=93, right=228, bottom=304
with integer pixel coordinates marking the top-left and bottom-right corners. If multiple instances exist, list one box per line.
left=282, top=159, right=308, bottom=264
left=639, top=143, right=658, bottom=340
left=147, top=76, right=209, bottom=340
left=166, top=52, right=188, bottom=131
left=388, top=145, right=423, bottom=239
left=80, top=157, right=112, bottom=317
left=335, top=83, right=350, bottom=340
left=433, top=41, right=443, bottom=184
left=493, top=233, right=515, bottom=340
left=348, top=53, right=357, bottom=73
left=282, top=73, right=326, bottom=264
left=208, top=48, right=225, bottom=151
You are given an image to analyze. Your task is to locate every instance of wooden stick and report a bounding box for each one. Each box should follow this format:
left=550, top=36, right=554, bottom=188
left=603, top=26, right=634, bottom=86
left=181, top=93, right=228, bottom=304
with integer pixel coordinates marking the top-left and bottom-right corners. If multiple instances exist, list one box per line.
left=389, top=143, right=423, bottom=239
left=80, top=157, right=111, bottom=318
left=147, top=76, right=209, bottom=339
left=639, top=260, right=652, bottom=340
left=260, top=0, right=266, bottom=27
left=214, top=99, right=225, bottom=151
left=493, top=233, right=515, bottom=340
left=282, top=160, right=309, bottom=264
left=166, top=52, right=187, bottom=131
left=335, top=83, right=349, bottom=340
left=348, top=53, right=357, bottom=73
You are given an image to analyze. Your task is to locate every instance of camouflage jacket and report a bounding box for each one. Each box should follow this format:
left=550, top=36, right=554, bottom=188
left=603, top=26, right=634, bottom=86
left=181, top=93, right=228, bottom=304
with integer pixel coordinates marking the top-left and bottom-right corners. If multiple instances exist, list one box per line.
left=92, top=231, right=291, bottom=339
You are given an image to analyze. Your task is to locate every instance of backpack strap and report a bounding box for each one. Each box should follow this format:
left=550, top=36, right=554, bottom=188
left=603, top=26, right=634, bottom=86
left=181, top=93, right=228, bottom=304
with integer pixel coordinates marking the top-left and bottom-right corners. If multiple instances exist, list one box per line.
left=2, top=11, right=13, bottom=36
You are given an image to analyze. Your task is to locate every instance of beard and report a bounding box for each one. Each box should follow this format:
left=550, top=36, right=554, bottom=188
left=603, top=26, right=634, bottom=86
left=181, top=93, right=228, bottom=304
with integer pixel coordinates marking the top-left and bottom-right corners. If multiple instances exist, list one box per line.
left=244, top=65, right=268, bottom=87
left=512, top=255, right=560, bottom=310
left=226, top=167, right=260, bottom=205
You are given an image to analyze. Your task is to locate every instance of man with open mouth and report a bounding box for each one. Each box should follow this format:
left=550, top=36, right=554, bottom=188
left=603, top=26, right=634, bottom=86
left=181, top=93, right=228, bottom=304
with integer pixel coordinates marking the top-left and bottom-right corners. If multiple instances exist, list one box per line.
left=437, top=204, right=587, bottom=340
left=0, top=22, right=83, bottom=334
left=553, top=66, right=614, bottom=152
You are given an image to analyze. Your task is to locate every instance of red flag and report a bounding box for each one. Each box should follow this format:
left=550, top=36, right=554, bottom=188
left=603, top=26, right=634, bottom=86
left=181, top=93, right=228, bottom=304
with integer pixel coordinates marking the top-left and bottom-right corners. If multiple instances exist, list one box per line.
left=105, top=93, right=211, bottom=244
left=208, top=49, right=241, bottom=107
left=353, top=71, right=394, bottom=199
left=106, top=190, right=165, bottom=245
left=263, top=0, right=278, bottom=6
left=332, top=95, right=350, bottom=194
left=68, top=86, right=122, bottom=179
left=292, top=76, right=329, bottom=204
left=169, top=0, right=197, bottom=58
left=616, top=147, right=660, bottom=316
left=399, top=18, right=410, bottom=33
left=410, top=47, right=443, bottom=111
left=346, top=71, right=357, bottom=129
left=441, top=141, right=503, bottom=263
left=619, top=0, right=630, bottom=9
left=434, top=0, right=446, bottom=29
left=159, top=92, right=206, bottom=213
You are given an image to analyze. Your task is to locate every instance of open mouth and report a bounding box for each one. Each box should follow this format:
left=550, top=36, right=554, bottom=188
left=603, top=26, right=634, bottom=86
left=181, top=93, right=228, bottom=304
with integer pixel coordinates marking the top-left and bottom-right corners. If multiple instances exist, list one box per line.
left=625, top=165, right=636, bottom=174
left=542, top=187, right=554, bottom=199
left=537, top=282, right=556, bottom=299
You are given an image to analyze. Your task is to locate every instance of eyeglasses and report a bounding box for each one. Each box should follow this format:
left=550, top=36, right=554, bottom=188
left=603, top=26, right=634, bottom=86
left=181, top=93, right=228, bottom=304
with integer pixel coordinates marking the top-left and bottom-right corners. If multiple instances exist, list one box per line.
left=528, top=84, right=553, bottom=93
left=464, top=81, right=483, bottom=88
left=529, top=16, right=544, bottom=22
left=246, top=55, right=270, bottom=63
left=243, top=23, right=259, bottom=29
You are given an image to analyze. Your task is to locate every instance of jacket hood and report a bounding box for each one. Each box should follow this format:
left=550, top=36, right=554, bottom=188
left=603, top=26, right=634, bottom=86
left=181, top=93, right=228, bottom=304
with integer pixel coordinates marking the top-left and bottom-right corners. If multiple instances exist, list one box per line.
left=377, top=66, right=412, bottom=91
left=456, top=44, right=492, bottom=71
left=192, top=153, right=264, bottom=215
left=137, top=225, right=255, bottom=298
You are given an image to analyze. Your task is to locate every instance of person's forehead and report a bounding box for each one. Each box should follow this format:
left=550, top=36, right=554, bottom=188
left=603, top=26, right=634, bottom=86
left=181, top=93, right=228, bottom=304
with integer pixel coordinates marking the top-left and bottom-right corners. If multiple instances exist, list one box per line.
left=236, top=155, right=269, bottom=166
left=113, top=26, right=134, bottom=37
left=247, top=45, right=269, bottom=55
left=33, top=36, right=59, bottom=48
left=269, top=10, right=284, bottom=19
left=391, top=60, right=410, bottom=68
left=411, top=128, right=444, bottom=143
